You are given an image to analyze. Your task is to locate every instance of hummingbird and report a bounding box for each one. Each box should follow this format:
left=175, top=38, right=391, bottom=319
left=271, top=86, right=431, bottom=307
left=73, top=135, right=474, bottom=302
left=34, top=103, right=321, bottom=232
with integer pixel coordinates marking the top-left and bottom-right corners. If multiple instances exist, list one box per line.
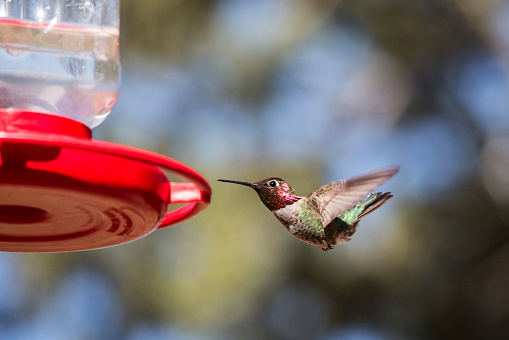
left=218, top=167, right=399, bottom=250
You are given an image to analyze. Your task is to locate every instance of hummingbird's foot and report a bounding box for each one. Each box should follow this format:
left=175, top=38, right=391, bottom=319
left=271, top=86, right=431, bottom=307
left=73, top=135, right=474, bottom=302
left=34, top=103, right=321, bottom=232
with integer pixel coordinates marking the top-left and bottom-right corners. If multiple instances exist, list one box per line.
left=321, top=243, right=335, bottom=251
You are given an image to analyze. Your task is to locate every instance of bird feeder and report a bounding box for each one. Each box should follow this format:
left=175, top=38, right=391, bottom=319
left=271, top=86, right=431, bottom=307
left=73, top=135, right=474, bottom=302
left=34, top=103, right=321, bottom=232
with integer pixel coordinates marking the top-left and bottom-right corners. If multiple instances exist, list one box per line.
left=0, top=1, right=211, bottom=252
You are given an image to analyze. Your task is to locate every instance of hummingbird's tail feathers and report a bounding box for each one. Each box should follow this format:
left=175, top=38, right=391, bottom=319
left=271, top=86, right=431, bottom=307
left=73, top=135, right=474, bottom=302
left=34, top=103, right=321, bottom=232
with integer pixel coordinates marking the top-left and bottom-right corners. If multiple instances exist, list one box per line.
left=337, top=192, right=393, bottom=225
left=356, top=192, right=393, bottom=221
left=327, top=191, right=394, bottom=248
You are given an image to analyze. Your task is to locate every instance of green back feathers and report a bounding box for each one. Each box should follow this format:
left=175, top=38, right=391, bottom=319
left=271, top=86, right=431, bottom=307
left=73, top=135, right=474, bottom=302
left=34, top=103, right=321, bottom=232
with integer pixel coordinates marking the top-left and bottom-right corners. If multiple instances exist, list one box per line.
left=339, top=193, right=381, bottom=225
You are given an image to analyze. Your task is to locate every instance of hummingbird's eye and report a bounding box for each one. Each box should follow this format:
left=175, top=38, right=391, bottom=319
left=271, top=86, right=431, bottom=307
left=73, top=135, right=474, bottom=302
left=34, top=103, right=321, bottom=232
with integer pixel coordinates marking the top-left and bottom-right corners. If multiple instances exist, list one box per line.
left=268, top=180, right=278, bottom=187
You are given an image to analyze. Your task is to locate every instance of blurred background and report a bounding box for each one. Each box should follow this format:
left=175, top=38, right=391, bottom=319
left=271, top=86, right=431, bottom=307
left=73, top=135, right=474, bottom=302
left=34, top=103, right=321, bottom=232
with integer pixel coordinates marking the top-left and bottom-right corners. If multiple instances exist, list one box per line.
left=1, top=0, right=509, bottom=339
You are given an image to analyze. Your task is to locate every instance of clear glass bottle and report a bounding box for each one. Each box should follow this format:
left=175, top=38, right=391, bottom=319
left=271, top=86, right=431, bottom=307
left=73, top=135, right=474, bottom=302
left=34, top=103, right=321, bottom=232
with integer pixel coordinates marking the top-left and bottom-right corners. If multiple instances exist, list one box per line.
left=0, top=0, right=120, bottom=128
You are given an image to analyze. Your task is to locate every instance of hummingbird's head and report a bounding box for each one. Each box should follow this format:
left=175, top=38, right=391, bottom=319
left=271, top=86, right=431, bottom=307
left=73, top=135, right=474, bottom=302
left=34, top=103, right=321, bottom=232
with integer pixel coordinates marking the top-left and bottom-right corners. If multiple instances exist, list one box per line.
left=218, top=177, right=301, bottom=211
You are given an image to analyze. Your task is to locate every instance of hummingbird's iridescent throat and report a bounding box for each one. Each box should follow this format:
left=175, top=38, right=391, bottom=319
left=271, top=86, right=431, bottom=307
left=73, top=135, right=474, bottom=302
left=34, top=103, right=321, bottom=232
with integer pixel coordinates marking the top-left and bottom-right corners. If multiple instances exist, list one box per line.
left=218, top=177, right=301, bottom=211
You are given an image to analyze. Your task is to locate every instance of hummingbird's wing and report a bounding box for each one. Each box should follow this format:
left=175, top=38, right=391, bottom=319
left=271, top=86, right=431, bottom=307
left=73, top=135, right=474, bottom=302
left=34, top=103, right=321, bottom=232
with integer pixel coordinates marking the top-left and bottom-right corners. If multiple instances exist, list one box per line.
left=306, top=167, right=399, bottom=228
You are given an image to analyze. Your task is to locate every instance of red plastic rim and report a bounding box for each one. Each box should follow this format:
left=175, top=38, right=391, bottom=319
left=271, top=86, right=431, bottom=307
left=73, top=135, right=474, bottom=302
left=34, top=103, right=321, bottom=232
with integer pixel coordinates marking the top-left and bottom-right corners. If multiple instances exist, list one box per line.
left=0, top=131, right=212, bottom=228
left=0, top=110, right=211, bottom=251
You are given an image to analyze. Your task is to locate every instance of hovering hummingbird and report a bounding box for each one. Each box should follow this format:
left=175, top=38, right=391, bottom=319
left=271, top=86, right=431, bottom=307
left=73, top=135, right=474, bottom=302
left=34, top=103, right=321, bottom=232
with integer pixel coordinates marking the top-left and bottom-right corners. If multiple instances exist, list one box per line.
left=218, top=167, right=399, bottom=250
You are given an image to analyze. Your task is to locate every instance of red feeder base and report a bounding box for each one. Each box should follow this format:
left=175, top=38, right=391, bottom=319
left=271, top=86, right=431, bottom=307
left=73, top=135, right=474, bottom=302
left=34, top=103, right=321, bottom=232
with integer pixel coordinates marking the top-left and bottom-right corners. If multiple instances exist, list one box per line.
left=0, top=109, right=211, bottom=252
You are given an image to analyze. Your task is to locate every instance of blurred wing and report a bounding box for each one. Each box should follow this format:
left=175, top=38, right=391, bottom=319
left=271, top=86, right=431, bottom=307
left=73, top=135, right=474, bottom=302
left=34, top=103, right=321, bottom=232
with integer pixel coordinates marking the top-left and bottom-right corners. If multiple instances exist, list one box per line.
left=307, top=167, right=399, bottom=227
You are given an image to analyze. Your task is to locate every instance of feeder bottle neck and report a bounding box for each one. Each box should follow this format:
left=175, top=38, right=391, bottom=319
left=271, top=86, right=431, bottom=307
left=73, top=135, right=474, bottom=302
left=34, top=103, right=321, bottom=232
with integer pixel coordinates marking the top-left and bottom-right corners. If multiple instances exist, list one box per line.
left=0, top=0, right=121, bottom=128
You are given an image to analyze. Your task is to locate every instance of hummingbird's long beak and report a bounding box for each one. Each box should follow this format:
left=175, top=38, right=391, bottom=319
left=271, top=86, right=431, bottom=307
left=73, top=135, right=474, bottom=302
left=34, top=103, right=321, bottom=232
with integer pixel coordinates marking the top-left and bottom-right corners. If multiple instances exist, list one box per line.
left=217, top=179, right=256, bottom=188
